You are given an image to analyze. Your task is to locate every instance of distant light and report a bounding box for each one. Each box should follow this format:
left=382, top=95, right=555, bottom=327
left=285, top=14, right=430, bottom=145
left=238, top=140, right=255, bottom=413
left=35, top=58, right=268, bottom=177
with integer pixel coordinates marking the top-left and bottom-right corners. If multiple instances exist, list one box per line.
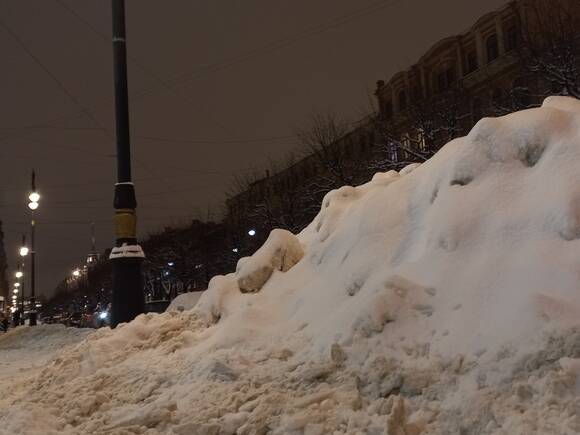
left=248, top=229, right=256, bottom=236
left=72, top=269, right=81, bottom=277
left=28, top=192, right=40, bottom=202
left=13, top=289, right=18, bottom=294
left=163, top=271, right=170, bottom=276
left=232, top=248, right=239, bottom=253
left=167, top=262, right=174, bottom=266
left=99, top=312, right=108, bottom=320
left=12, top=295, right=17, bottom=300
left=15, top=271, right=23, bottom=279
left=19, top=247, right=29, bottom=257
left=14, top=283, right=20, bottom=288
left=28, top=201, right=39, bottom=210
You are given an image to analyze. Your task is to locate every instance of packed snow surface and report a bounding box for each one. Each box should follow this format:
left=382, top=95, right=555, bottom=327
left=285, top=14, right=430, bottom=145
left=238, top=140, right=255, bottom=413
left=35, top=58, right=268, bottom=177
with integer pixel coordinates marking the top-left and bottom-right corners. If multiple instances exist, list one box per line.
left=166, top=291, right=204, bottom=312
left=3, top=97, right=580, bottom=434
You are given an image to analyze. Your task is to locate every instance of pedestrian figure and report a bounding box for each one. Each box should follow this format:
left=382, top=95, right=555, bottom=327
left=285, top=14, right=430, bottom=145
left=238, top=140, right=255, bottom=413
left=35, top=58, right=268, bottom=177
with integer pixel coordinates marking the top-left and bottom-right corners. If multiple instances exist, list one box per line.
left=1, top=315, right=8, bottom=333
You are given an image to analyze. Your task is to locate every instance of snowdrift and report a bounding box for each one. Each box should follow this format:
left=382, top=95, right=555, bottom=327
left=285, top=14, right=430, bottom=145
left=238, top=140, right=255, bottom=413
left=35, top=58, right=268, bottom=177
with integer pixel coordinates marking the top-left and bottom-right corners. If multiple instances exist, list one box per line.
left=3, top=97, right=580, bottom=434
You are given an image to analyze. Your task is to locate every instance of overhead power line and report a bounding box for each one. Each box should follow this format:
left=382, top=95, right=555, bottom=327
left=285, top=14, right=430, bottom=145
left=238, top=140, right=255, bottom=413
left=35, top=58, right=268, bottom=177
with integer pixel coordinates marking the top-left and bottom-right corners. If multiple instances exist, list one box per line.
left=5, top=0, right=400, bottom=136
left=0, top=18, right=113, bottom=143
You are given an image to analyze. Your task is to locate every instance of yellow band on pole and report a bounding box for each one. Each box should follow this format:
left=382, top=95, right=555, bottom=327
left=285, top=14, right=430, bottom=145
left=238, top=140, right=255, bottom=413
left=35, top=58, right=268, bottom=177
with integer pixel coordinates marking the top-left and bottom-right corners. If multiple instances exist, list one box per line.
left=114, top=209, right=137, bottom=239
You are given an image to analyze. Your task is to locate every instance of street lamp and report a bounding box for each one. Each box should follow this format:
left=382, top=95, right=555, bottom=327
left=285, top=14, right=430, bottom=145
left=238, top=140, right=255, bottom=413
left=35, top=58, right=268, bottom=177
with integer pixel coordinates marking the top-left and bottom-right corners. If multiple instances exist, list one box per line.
left=109, top=0, right=145, bottom=327
left=17, top=236, right=26, bottom=325
left=248, top=229, right=256, bottom=237
left=27, top=170, right=39, bottom=326
left=72, top=269, right=81, bottom=278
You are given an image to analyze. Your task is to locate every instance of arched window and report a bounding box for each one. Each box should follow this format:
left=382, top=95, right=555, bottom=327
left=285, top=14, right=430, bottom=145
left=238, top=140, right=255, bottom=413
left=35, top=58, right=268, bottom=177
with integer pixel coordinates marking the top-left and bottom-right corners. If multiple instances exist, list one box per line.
left=398, top=90, right=407, bottom=111
left=505, top=25, right=519, bottom=52
left=486, top=34, right=499, bottom=62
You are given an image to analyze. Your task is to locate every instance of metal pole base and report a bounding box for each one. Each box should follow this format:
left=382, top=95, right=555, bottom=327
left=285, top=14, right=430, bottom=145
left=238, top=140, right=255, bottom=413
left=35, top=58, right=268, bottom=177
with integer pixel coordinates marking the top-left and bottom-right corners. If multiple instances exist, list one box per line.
left=29, top=311, right=37, bottom=326
left=110, top=255, right=145, bottom=328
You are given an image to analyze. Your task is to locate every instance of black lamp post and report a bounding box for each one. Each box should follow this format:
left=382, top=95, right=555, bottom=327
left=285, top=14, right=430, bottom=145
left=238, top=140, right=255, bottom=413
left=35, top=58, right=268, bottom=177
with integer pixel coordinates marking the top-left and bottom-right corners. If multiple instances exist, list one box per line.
left=110, top=0, right=145, bottom=327
left=27, top=171, right=39, bottom=326
left=19, top=235, right=27, bottom=325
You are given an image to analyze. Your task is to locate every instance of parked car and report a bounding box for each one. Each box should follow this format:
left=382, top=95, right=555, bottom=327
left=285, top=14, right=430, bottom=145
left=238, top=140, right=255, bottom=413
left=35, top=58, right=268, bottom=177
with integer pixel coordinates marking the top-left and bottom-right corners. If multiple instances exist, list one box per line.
left=66, top=312, right=83, bottom=328
left=94, top=309, right=110, bottom=328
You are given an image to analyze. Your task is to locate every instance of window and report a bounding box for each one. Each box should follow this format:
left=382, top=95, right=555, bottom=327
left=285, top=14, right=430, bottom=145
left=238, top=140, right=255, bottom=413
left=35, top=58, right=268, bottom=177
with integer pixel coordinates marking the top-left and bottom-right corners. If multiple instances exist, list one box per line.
left=398, top=90, right=407, bottom=111
left=382, top=99, right=393, bottom=118
left=417, top=130, right=427, bottom=151
left=465, top=50, right=478, bottom=73
left=401, top=134, right=411, bottom=158
left=412, top=85, right=422, bottom=100
left=486, top=34, right=499, bottom=62
left=436, top=71, right=447, bottom=91
left=447, top=68, right=456, bottom=85
left=505, top=26, right=519, bottom=52
left=436, top=67, right=455, bottom=92
left=388, top=140, right=398, bottom=162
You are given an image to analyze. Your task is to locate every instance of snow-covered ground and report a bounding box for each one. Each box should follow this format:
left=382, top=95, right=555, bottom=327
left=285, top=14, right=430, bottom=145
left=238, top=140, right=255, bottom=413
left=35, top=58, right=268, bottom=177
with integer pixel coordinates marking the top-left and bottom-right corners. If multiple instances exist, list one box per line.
left=2, top=97, right=580, bottom=434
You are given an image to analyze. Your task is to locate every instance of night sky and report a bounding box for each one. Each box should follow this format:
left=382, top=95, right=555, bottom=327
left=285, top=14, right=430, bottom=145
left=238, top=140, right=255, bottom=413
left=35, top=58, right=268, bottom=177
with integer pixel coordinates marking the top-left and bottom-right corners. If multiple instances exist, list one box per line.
left=0, top=0, right=507, bottom=298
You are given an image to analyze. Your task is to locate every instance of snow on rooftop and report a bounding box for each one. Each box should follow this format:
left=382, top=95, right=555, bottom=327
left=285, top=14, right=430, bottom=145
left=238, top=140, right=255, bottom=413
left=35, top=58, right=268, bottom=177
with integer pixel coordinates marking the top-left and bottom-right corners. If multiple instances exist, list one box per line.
left=3, top=97, right=580, bottom=434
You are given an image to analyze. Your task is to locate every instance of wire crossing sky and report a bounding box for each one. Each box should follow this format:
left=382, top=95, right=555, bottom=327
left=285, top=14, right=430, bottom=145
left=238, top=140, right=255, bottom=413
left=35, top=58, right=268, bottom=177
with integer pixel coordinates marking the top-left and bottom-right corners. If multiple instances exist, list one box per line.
left=0, top=0, right=507, bottom=297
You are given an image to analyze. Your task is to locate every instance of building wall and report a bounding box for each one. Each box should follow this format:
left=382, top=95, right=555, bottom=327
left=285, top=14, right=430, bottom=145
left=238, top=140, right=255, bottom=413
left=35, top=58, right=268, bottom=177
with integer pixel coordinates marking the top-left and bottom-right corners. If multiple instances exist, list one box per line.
left=226, top=0, right=579, bottom=235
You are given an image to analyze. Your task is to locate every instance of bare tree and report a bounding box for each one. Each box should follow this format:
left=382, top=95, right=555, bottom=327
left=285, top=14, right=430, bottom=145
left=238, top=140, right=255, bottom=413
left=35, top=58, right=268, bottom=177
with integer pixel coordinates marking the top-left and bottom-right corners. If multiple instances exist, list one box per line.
left=519, top=0, right=580, bottom=98
left=296, top=111, right=363, bottom=187
left=368, top=87, right=470, bottom=172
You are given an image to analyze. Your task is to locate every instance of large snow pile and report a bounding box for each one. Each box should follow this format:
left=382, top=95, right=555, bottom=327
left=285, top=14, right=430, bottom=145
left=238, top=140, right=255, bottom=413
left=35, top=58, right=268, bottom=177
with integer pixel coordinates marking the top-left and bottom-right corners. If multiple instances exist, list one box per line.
left=3, top=97, right=580, bottom=434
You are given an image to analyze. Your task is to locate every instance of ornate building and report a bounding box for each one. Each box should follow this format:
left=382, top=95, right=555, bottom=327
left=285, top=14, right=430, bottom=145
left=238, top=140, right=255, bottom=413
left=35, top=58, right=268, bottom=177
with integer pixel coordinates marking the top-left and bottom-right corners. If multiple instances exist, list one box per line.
left=226, top=0, right=580, bottom=237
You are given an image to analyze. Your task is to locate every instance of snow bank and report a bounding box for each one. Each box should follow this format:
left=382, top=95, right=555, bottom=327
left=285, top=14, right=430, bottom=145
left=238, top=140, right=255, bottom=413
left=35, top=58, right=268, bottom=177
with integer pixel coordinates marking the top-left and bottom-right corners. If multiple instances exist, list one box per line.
left=3, top=97, right=580, bottom=434
left=236, top=229, right=304, bottom=293
left=166, top=290, right=205, bottom=311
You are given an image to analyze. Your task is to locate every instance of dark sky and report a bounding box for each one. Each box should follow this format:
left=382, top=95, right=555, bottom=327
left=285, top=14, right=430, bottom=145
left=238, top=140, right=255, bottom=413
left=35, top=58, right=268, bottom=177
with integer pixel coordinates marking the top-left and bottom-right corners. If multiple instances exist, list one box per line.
left=0, top=0, right=507, bottom=298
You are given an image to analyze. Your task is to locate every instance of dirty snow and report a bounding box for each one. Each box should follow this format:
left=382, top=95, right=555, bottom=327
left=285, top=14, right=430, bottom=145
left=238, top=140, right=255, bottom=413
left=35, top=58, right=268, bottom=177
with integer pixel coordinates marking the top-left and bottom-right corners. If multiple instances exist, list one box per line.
left=2, top=97, right=580, bottom=434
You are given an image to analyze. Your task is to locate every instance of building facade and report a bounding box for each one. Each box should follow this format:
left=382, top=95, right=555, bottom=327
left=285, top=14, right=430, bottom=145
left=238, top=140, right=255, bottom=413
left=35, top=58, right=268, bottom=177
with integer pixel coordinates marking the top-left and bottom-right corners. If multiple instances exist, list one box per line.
left=226, top=0, right=580, bottom=237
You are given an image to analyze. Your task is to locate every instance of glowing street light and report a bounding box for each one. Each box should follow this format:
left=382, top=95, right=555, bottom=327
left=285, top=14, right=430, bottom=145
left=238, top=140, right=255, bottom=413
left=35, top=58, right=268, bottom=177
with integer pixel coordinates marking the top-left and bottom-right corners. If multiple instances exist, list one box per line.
left=14, top=282, right=20, bottom=288
left=248, top=229, right=256, bottom=236
left=29, top=192, right=40, bottom=203
left=19, top=246, right=29, bottom=257
left=72, top=269, right=81, bottom=278
left=15, top=271, right=23, bottom=279
left=28, top=201, right=39, bottom=210
left=13, top=289, right=18, bottom=294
